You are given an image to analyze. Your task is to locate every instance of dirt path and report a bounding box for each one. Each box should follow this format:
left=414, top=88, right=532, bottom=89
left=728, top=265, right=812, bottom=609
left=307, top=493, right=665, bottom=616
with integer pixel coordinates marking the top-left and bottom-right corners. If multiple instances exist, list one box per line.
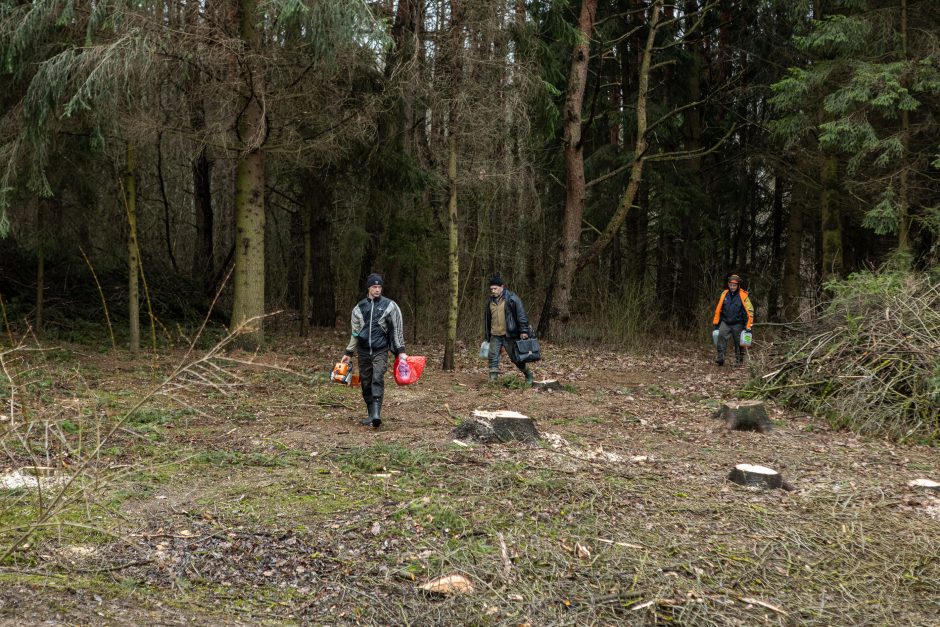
left=1, top=333, right=937, bottom=625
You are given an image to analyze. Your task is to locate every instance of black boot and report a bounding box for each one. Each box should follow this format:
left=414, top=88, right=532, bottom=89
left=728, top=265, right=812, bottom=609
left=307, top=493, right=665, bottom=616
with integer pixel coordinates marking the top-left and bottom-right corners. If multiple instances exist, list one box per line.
left=361, top=402, right=374, bottom=426
left=371, top=398, right=382, bottom=428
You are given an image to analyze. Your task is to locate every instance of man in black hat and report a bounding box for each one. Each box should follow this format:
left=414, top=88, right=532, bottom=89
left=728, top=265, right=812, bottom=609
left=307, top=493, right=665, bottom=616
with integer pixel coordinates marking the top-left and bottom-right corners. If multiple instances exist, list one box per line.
left=340, top=273, right=407, bottom=428
left=483, top=274, right=533, bottom=384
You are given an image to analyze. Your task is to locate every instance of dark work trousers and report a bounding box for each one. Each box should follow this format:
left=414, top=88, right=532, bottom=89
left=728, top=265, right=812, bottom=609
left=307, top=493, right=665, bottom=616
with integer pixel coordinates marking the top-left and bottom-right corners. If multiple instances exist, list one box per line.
left=358, top=350, right=388, bottom=405
left=488, top=335, right=529, bottom=377
left=717, top=322, right=745, bottom=363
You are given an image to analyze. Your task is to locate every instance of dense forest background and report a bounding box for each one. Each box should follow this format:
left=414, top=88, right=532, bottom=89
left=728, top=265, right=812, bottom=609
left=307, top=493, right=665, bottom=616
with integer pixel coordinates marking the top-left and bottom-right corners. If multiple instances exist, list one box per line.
left=0, top=0, right=937, bottom=355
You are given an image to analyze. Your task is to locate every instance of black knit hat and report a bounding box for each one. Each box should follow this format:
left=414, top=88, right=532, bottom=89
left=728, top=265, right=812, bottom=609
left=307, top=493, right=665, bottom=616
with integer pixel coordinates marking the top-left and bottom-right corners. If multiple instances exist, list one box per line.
left=365, top=273, right=383, bottom=287
left=488, top=274, right=504, bottom=287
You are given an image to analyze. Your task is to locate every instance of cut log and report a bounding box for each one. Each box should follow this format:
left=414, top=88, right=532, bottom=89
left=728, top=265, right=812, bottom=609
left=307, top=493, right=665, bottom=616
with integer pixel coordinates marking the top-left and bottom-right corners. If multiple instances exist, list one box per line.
left=907, top=479, right=940, bottom=492
left=419, top=574, right=474, bottom=596
left=452, top=410, right=540, bottom=444
left=532, top=379, right=562, bottom=391
left=716, top=401, right=771, bottom=433
left=727, top=464, right=794, bottom=491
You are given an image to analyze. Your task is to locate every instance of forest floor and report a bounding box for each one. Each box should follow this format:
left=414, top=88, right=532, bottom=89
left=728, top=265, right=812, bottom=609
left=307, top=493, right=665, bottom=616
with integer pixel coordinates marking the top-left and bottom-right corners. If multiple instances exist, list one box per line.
left=1, top=329, right=938, bottom=626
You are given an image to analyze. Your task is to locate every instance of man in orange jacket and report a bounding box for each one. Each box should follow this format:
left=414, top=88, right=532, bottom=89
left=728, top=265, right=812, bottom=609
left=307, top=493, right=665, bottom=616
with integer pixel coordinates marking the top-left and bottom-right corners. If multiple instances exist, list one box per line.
left=712, top=274, right=754, bottom=366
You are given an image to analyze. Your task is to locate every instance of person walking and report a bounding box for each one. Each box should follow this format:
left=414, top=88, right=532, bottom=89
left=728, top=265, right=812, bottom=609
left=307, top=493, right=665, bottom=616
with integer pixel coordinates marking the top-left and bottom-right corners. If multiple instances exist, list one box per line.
left=483, top=274, right=533, bottom=384
left=340, top=273, right=407, bottom=428
left=711, top=273, right=754, bottom=366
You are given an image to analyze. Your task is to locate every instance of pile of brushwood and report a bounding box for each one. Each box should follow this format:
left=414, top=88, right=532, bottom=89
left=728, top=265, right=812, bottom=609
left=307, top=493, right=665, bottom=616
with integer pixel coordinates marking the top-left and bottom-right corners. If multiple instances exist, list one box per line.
left=751, top=269, right=940, bottom=443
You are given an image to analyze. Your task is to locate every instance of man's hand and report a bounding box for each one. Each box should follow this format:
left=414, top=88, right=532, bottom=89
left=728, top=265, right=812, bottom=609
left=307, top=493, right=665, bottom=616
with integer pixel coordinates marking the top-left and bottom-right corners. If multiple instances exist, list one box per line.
left=520, top=333, right=529, bottom=340
left=341, top=355, right=350, bottom=364
left=399, top=352, right=408, bottom=361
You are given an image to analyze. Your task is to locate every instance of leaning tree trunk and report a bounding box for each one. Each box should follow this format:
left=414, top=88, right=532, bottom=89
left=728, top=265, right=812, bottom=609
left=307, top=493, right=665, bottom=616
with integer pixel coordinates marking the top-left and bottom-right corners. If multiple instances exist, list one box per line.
left=230, top=0, right=267, bottom=348
left=124, top=142, right=140, bottom=354
left=542, top=0, right=597, bottom=340
left=575, top=0, right=659, bottom=271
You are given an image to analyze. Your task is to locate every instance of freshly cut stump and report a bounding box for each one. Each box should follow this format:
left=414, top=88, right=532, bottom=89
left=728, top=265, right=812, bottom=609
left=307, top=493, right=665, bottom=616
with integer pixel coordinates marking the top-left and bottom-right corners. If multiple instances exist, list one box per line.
left=727, top=464, right=794, bottom=491
left=717, top=401, right=771, bottom=432
left=532, top=379, right=562, bottom=391
left=453, top=410, right=540, bottom=444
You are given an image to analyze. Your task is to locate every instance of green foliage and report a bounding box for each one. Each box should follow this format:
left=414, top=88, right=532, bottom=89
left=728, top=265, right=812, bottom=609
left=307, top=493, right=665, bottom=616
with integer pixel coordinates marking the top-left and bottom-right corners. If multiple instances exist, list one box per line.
left=862, top=188, right=899, bottom=236
left=770, top=0, right=940, bottom=252
left=794, top=15, right=870, bottom=57
left=753, top=268, right=940, bottom=442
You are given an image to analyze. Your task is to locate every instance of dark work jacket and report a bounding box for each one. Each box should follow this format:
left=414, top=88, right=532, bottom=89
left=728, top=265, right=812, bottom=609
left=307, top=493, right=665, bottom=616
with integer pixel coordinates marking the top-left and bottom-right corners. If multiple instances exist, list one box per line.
left=714, top=288, right=753, bottom=327
left=483, top=290, right=530, bottom=341
left=344, top=295, right=406, bottom=356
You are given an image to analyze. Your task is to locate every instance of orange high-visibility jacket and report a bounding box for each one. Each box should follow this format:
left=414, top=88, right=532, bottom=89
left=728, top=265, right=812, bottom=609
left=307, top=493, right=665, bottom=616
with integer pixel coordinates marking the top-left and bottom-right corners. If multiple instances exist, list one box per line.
left=712, top=288, right=754, bottom=328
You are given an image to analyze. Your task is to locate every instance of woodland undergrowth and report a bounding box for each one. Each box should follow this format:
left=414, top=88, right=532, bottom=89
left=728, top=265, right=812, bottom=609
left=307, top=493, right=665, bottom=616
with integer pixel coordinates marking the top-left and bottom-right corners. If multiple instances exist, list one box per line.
left=751, top=268, right=940, bottom=443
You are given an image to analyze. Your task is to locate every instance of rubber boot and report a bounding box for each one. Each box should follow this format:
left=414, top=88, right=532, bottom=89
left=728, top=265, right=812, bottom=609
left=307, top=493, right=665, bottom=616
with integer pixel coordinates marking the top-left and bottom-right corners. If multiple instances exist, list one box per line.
left=525, top=368, right=533, bottom=385
left=489, top=372, right=498, bottom=382
left=371, top=398, right=382, bottom=428
left=361, top=402, right=374, bottom=426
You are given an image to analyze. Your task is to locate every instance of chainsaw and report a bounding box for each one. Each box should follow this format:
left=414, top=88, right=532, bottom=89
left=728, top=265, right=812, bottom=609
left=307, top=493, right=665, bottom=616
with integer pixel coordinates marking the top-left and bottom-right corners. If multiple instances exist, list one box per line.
left=331, top=361, right=352, bottom=385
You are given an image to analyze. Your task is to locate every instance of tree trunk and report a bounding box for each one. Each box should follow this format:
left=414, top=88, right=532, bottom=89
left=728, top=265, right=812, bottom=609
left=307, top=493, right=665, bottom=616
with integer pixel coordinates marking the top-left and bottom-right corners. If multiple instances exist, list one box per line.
left=34, top=198, right=45, bottom=336
left=781, top=178, right=804, bottom=321
left=443, top=0, right=463, bottom=371
left=307, top=175, right=336, bottom=328
left=156, top=132, right=179, bottom=274
left=575, top=0, right=659, bottom=270
left=626, top=184, right=648, bottom=284
left=820, top=155, right=843, bottom=282
left=186, top=2, right=214, bottom=294
left=444, top=132, right=459, bottom=371
left=230, top=0, right=267, bottom=348
left=542, top=0, right=597, bottom=339
left=767, top=174, right=785, bottom=321
left=300, top=193, right=312, bottom=337
left=897, top=0, right=911, bottom=256
left=192, top=145, right=214, bottom=294
left=125, top=143, right=140, bottom=354
left=678, top=1, right=704, bottom=323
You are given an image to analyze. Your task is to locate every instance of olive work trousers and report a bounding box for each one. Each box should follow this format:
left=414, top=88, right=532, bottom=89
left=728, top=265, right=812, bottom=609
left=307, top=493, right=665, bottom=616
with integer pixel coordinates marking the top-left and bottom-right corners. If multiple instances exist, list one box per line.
left=358, top=350, right=388, bottom=406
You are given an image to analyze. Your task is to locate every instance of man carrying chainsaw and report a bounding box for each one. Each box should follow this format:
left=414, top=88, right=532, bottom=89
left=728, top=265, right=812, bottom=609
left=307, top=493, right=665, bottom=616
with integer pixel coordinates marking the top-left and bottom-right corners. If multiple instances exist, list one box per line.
left=340, top=273, right=407, bottom=428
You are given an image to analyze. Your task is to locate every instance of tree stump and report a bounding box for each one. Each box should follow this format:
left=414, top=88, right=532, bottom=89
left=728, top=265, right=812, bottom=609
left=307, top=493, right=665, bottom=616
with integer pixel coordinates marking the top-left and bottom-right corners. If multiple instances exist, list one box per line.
left=716, top=401, right=771, bottom=432
left=727, top=464, right=794, bottom=491
left=532, top=379, right=562, bottom=391
left=453, top=410, right=540, bottom=444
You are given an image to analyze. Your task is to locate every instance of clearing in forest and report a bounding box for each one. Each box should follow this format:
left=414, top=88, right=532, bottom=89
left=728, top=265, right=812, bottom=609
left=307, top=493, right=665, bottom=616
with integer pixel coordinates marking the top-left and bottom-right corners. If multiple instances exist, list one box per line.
left=1, top=332, right=938, bottom=625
